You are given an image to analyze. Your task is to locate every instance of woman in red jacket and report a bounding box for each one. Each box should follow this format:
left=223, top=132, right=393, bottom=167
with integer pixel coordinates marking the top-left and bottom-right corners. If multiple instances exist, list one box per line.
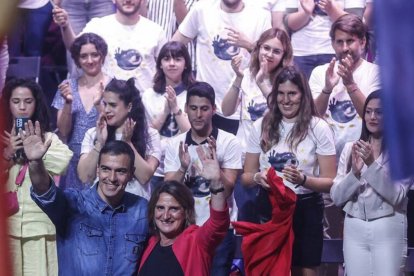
left=138, top=143, right=230, bottom=276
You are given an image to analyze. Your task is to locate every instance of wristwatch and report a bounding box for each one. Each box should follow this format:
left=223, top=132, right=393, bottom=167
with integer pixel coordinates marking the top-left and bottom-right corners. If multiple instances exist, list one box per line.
left=209, top=186, right=225, bottom=195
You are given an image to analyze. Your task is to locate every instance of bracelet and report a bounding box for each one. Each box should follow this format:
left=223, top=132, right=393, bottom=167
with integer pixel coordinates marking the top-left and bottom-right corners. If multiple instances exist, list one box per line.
left=295, top=174, right=307, bottom=188
left=232, top=83, right=241, bottom=91
left=346, top=83, right=358, bottom=94
left=210, top=186, right=225, bottom=195
left=322, top=88, right=332, bottom=95
left=178, top=166, right=187, bottom=174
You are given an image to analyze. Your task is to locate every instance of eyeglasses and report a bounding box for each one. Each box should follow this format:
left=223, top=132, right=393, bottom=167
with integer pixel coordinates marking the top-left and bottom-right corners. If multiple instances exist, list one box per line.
left=260, top=44, right=284, bottom=56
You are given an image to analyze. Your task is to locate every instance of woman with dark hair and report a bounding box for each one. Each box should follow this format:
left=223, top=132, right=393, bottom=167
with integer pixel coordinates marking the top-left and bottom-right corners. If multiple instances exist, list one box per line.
left=1, top=78, right=72, bottom=275
left=77, top=78, right=161, bottom=199
left=142, top=41, right=194, bottom=188
left=222, top=28, right=292, bottom=153
left=331, top=91, right=412, bottom=276
left=138, top=144, right=230, bottom=275
left=52, top=32, right=110, bottom=190
left=241, top=66, right=336, bottom=276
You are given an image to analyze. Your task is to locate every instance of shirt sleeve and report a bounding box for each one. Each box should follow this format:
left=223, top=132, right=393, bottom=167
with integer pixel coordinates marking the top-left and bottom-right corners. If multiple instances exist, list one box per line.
left=43, top=133, right=73, bottom=175
left=81, top=127, right=96, bottom=155
left=245, top=119, right=263, bottom=154
left=146, top=127, right=162, bottom=161
left=309, top=65, right=326, bottom=99
left=164, top=137, right=181, bottom=173
left=177, top=3, right=201, bottom=39
left=221, top=135, right=242, bottom=170
left=312, top=119, right=336, bottom=156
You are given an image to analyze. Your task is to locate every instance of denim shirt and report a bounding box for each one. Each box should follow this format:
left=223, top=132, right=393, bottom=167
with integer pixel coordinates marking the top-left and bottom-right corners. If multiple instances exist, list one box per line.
left=31, top=183, right=148, bottom=276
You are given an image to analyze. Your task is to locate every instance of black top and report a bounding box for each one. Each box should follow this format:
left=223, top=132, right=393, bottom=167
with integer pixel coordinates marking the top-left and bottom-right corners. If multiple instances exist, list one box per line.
left=138, top=242, right=184, bottom=276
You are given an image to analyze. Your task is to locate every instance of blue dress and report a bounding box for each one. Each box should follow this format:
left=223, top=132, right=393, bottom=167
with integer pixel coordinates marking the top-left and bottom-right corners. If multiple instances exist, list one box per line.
left=52, top=78, right=99, bottom=189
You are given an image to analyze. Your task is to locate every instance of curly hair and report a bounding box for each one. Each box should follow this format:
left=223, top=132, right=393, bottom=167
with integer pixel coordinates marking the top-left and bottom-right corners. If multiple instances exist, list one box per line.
left=70, top=32, right=108, bottom=68
left=104, top=78, right=148, bottom=158
left=249, top=28, right=293, bottom=82
left=261, top=66, right=318, bottom=152
left=1, top=78, right=51, bottom=134
left=148, top=181, right=195, bottom=236
left=153, top=41, right=195, bottom=94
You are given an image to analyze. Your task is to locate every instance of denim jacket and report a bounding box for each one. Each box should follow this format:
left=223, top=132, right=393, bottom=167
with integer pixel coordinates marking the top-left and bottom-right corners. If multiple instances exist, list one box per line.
left=31, top=183, right=148, bottom=276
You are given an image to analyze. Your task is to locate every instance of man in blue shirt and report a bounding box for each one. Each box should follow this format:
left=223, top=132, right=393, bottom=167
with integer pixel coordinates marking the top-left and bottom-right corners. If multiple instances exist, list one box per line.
left=25, top=122, right=148, bottom=276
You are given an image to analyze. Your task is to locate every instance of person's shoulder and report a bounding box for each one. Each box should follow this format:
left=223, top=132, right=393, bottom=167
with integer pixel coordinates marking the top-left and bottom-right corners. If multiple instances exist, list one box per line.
left=139, top=15, right=164, bottom=31
left=124, top=192, right=149, bottom=209
left=360, top=59, right=380, bottom=72
left=311, top=63, right=330, bottom=76
left=86, top=14, right=116, bottom=27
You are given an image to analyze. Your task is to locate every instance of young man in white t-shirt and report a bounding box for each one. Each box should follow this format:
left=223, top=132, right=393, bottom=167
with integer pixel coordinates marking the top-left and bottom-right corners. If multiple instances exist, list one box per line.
left=52, top=0, right=167, bottom=93
left=164, top=82, right=242, bottom=275
left=172, top=0, right=271, bottom=134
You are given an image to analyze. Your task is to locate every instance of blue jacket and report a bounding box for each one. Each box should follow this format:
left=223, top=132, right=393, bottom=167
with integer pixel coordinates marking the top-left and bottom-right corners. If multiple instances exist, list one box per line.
left=31, top=183, right=148, bottom=275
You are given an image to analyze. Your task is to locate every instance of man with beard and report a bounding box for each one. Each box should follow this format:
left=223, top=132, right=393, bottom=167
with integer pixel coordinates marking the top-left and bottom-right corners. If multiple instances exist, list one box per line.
left=310, top=13, right=380, bottom=158
left=163, top=82, right=242, bottom=275
left=29, top=138, right=148, bottom=275
left=172, top=0, right=271, bottom=135
left=309, top=14, right=380, bottom=260
left=53, top=0, right=166, bottom=93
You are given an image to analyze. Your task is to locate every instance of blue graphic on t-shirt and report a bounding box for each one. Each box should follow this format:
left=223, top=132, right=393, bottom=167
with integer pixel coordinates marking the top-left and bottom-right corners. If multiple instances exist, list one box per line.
left=212, top=35, right=240, bottom=60
left=160, top=114, right=179, bottom=137
left=328, top=98, right=357, bottom=123
left=186, top=176, right=211, bottom=197
left=247, top=100, right=267, bottom=121
left=114, top=48, right=142, bottom=70
left=267, top=150, right=298, bottom=172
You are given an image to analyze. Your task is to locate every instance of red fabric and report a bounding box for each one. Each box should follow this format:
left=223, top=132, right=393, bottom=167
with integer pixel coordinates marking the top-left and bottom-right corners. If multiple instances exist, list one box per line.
left=232, top=168, right=297, bottom=276
left=138, top=206, right=230, bottom=276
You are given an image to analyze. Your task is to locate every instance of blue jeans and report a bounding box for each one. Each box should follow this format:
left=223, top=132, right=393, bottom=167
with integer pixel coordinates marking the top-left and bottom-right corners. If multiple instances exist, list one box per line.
left=211, top=229, right=236, bottom=276
left=294, top=54, right=335, bottom=79
left=8, top=2, right=53, bottom=57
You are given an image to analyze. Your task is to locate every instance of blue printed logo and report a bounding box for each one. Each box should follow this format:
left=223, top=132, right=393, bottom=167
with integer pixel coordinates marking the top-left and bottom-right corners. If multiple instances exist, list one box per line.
left=212, top=35, right=240, bottom=60
left=267, top=150, right=298, bottom=172
left=328, top=98, right=357, bottom=123
left=114, top=48, right=142, bottom=70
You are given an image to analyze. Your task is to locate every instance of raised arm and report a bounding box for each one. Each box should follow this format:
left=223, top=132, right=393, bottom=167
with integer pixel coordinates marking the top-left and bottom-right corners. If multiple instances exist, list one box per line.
left=52, top=7, right=76, bottom=50
left=172, top=30, right=193, bottom=45
left=222, top=55, right=243, bottom=117
left=56, top=80, right=73, bottom=141
left=21, top=121, right=52, bottom=194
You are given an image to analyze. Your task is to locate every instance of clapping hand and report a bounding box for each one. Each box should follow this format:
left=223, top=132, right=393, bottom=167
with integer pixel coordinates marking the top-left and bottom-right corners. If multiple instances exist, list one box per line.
left=338, top=54, right=356, bottom=87
left=178, top=141, right=190, bottom=172
left=58, top=80, right=73, bottom=104
left=195, top=137, right=220, bottom=183
left=165, top=86, right=178, bottom=114
left=231, top=55, right=244, bottom=78
left=20, top=121, right=51, bottom=161
left=324, top=57, right=340, bottom=93
left=122, top=118, right=136, bottom=143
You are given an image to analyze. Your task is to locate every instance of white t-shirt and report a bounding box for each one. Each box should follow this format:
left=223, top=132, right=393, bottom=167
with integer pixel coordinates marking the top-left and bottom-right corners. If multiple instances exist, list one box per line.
left=80, top=127, right=162, bottom=200
left=285, top=0, right=365, bottom=56
left=142, top=87, right=188, bottom=176
left=19, top=0, right=48, bottom=9
left=164, top=128, right=242, bottom=225
left=81, top=15, right=167, bottom=93
left=178, top=1, right=271, bottom=119
left=231, top=68, right=268, bottom=154
left=310, top=59, right=380, bottom=156
left=246, top=117, right=336, bottom=194
left=246, top=0, right=286, bottom=12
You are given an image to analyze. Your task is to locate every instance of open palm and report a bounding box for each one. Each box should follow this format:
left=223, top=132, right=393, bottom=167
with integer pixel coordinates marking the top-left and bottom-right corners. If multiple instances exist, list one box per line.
left=21, top=121, right=51, bottom=161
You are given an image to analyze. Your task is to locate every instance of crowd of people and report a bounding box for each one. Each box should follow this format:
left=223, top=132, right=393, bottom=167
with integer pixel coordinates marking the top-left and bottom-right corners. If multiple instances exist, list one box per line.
left=1, top=0, right=412, bottom=276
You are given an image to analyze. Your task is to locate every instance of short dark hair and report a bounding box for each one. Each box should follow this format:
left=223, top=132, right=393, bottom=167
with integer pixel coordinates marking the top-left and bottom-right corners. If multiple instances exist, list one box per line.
left=186, top=81, right=215, bottom=107
left=1, top=78, right=51, bottom=134
left=148, top=181, right=195, bottom=235
left=330, top=13, right=368, bottom=41
left=98, top=140, right=135, bottom=170
left=70, top=33, right=108, bottom=68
